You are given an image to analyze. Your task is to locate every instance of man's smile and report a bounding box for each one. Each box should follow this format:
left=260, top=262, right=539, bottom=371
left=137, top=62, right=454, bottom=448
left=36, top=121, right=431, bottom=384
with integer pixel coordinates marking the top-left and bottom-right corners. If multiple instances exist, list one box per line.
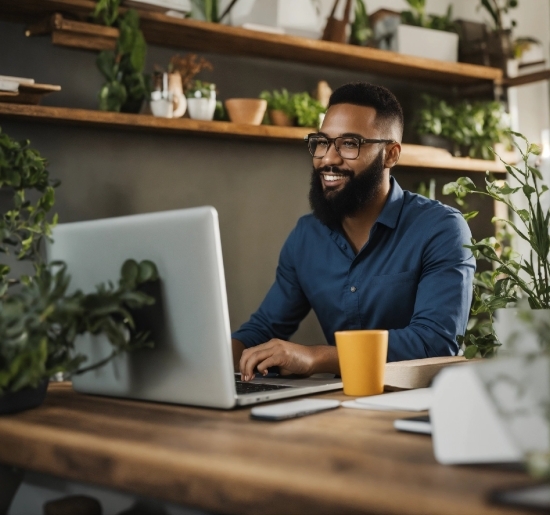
left=318, top=168, right=353, bottom=189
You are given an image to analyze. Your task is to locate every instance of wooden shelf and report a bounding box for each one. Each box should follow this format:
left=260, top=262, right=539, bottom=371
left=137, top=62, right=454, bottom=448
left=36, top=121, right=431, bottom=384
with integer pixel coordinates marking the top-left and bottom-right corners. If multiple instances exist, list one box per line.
left=0, top=103, right=506, bottom=173
left=502, top=69, right=550, bottom=88
left=2, top=0, right=503, bottom=87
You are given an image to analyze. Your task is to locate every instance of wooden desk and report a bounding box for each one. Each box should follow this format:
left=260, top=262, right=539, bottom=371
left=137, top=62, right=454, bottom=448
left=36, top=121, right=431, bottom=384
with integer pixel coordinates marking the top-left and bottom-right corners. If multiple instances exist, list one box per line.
left=0, top=383, right=534, bottom=515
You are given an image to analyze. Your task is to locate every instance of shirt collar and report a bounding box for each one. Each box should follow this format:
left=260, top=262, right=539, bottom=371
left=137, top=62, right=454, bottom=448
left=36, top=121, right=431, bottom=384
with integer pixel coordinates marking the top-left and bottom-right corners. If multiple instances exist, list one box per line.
left=375, top=176, right=404, bottom=229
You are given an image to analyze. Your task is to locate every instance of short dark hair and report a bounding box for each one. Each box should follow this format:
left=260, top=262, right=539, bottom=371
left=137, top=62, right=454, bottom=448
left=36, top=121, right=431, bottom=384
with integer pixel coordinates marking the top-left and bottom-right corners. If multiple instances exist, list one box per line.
left=328, top=82, right=404, bottom=137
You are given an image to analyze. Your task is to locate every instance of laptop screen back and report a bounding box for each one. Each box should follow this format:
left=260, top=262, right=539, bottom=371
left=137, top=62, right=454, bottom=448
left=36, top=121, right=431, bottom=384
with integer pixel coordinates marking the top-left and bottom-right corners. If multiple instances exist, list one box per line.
left=47, top=207, right=237, bottom=409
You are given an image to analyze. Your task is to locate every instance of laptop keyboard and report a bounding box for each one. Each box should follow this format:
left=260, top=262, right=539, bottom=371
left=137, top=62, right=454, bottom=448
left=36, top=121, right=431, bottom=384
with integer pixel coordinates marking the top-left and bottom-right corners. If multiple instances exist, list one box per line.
left=235, top=381, right=291, bottom=395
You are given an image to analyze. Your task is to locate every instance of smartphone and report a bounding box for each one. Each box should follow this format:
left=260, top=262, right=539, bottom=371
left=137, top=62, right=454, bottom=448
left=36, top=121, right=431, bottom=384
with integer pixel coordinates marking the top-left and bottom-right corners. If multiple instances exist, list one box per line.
left=250, top=399, right=340, bottom=421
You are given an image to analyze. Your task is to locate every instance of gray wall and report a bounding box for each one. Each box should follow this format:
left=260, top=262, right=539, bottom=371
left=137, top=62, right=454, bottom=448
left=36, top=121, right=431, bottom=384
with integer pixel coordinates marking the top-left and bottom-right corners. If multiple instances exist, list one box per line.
left=0, top=19, right=489, bottom=344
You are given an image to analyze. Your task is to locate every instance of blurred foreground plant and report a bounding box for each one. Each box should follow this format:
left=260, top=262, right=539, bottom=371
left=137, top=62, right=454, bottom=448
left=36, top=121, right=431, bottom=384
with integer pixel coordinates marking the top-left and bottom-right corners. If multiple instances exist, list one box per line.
left=0, top=127, right=158, bottom=395
left=443, top=132, right=549, bottom=357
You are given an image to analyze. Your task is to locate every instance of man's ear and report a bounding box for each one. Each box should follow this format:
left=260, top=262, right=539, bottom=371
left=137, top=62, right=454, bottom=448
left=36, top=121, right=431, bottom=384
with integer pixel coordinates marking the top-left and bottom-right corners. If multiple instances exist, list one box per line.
left=384, top=142, right=401, bottom=169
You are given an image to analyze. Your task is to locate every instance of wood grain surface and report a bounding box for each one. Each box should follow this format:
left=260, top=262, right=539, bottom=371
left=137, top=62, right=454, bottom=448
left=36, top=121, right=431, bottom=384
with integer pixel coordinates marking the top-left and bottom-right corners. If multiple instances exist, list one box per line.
left=0, top=383, right=535, bottom=515
left=0, top=103, right=507, bottom=173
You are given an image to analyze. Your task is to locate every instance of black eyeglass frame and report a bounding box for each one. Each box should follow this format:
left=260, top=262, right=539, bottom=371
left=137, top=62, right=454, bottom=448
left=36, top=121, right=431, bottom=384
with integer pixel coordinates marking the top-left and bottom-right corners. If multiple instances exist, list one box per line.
left=304, top=133, right=396, bottom=160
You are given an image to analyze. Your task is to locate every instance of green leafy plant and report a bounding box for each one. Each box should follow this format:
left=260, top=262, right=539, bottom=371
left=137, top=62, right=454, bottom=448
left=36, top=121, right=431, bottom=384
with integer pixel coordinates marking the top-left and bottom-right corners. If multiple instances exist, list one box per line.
left=292, top=92, right=325, bottom=128
left=95, top=8, right=148, bottom=113
left=350, top=0, right=372, bottom=46
left=417, top=94, right=512, bottom=160
left=513, top=36, right=540, bottom=59
left=479, top=0, right=518, bottom=31
left=186, top=80, right=216, bottom=98
left=443, top=133, right=549, bottom=358
left=259, top=89, right=295, bottom=118
left=0, top=127, right=159, bottom=396
left=401, top=0, right=456, bottom=32
left=258, top=90, right=325, bottom=128
left=92, top=0, right=121, bottom=27
left=190, top=0, right=219, bottom=22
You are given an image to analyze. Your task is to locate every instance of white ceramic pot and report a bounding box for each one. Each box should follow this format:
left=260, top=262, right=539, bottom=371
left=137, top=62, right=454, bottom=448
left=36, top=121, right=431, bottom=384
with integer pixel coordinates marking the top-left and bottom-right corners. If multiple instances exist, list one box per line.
left=187, top=97, right=216, bottom=121
left=150, top=98, right=173, bottom=118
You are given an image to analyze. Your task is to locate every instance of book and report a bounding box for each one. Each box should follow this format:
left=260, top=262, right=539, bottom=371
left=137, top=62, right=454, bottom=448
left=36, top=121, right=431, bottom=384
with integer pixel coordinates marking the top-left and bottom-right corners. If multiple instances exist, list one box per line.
left=384, top=356, right=476, bottom=390
left=0, top=75, right=35, bottom=85
left=0, top=80, right=18, bottom=93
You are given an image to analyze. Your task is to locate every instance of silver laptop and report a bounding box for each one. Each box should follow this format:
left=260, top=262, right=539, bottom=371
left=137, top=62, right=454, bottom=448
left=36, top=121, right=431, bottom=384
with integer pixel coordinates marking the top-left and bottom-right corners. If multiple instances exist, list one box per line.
left=47, top=207, right=342, bottom=408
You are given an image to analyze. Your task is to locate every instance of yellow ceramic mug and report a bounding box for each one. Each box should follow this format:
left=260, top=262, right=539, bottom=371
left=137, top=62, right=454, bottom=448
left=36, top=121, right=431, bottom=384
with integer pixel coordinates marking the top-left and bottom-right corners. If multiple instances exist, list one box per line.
left=335, top=330, right=388, bottom=396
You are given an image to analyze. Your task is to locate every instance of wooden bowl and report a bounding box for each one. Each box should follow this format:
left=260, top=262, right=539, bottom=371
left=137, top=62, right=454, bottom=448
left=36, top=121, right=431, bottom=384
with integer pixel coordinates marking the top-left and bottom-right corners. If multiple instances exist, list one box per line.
left=225, top=98, right=267, bottom=125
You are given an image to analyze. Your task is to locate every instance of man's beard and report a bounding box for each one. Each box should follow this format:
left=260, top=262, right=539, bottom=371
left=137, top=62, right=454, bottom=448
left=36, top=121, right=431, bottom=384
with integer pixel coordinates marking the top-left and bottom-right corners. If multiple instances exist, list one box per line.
left=308, top=150, right=386, bottom=227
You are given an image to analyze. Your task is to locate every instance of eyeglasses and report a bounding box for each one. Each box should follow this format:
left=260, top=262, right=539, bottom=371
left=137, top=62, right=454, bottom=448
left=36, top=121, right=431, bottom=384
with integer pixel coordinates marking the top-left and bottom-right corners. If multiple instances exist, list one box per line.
left=304, top=134, right=395, bottom=160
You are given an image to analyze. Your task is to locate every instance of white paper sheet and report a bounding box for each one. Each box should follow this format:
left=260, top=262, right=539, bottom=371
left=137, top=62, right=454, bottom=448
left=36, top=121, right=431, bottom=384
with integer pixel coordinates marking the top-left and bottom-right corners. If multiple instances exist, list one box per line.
left=341, top=388, right=433, bottom=412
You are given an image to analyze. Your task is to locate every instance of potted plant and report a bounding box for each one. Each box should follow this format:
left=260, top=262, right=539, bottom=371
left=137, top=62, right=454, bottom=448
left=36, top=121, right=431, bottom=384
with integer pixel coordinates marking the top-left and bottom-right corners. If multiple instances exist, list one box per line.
left=0, top=127, right=159, bottom=414
left=350, top=0, right=372, bottom=46
left=373, top=0, right=458, bottom=62
left=443, top=133, right=548, bottom=355
left=416, top=95, right=513, bottom=160
left=443, top=133, right=550, bottom=477
left=94, top=5, right=149, bottom=113
left=479, top=0, right=518, bottom=72
left=259, top=89, right=295, bottom=127
left=457, top=1, right=518, bottom=74
left=416, top=95, right=455, bottom=153
left=160, top=53, right=214, bottom=118
left=292, top=92, right=326, bottom=129
left=186, top=80, right=217, bottom=121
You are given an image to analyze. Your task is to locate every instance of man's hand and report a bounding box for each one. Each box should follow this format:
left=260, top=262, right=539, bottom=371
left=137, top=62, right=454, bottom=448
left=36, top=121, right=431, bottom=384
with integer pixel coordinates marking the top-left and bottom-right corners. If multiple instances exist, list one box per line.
left=238, top=339, right=340, bottom=381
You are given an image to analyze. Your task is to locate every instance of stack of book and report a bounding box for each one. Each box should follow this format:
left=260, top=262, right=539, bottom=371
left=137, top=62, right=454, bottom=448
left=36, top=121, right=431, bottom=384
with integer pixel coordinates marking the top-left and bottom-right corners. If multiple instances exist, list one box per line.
left=0, top=75, right=35, bottom=94
left=0, top=75, right=61, bottom=105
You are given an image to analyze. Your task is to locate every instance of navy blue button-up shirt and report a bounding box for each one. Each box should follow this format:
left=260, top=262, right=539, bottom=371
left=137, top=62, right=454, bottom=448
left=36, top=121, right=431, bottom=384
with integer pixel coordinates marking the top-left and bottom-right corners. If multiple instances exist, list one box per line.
left=232, top=177, right=475, bottom=361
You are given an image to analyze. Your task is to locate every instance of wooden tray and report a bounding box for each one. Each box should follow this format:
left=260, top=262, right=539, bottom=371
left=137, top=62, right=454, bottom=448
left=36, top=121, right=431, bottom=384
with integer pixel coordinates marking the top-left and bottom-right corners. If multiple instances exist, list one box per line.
left=0, top=83, right=61, bottom=105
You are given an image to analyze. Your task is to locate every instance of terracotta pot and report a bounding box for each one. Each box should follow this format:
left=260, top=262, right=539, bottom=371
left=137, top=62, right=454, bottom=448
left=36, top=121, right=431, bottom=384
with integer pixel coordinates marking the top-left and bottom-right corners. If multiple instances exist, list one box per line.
left=225, top=98, right=267, bottom=125
left=269, top=109, right=294, bottom=127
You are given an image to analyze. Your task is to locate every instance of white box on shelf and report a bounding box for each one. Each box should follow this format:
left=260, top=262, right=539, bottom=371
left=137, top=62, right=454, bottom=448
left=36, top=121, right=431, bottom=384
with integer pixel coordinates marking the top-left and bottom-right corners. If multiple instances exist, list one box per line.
left=391, top=24, right=458, bottom=62
left=230, top=0, right=322, bottom=39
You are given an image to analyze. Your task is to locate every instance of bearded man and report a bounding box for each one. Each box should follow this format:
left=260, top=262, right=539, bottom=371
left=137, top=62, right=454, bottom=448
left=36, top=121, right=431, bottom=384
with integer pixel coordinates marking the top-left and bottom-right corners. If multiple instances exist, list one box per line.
left=232, top=82, right=475, bottom=381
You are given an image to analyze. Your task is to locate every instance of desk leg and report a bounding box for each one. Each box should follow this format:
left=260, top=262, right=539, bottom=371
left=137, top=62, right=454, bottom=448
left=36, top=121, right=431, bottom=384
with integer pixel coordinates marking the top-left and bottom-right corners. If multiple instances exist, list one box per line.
left=0, top=464, right=25, bottom=515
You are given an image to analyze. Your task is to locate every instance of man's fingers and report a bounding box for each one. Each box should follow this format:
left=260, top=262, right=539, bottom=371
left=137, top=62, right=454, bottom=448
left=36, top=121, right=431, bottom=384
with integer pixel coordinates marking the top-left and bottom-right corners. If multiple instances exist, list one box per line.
left=256, top=356, right=279, bottom=375
left=240, top=348, right=276, bottom=381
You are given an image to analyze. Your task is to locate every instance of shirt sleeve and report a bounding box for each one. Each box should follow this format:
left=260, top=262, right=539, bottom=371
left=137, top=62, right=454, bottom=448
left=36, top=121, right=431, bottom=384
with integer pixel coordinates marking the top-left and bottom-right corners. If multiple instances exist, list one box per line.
left=387, top=209, right=475, bottom=361
left=231, top=226, right=311, bottom=348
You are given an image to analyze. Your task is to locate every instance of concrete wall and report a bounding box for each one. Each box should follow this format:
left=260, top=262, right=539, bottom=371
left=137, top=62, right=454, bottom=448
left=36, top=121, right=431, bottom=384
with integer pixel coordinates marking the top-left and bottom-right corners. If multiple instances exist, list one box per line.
left=0, top=0, right=547, bottom=343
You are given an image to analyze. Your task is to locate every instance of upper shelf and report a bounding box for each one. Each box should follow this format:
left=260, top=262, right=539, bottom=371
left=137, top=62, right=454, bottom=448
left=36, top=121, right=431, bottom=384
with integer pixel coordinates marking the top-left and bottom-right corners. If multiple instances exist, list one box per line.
left=0, top=103, right=506, bottom=174
left=2, top=0, right=503, bottom=87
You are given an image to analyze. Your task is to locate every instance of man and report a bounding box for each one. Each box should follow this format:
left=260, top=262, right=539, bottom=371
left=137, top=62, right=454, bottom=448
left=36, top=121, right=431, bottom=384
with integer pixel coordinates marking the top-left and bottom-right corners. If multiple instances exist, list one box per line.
left=232, top=82, right=475, bottom=382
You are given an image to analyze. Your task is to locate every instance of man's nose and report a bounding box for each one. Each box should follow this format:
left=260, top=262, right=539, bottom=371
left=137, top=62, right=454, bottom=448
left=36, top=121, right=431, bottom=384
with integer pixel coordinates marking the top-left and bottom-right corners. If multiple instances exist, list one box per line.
left=320, top=142, right=343, bottom=166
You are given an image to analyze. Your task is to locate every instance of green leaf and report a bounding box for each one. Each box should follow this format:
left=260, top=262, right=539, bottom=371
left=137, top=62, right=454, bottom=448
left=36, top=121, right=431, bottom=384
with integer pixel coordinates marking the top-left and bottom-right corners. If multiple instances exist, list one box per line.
left=463, top=211, right=479, bottom=221
left=138, top=260, right=159, bottom=283
left=121, top=259, right=139, bottom=286
left=464, top=345, right=479, bottom=359
left=528, top=166, right=543, bottom=180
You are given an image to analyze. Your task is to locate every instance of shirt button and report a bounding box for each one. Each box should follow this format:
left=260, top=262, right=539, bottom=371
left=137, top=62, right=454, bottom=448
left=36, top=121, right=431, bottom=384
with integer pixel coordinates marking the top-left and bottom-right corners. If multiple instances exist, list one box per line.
left=350, top=286, right=357, bottom=293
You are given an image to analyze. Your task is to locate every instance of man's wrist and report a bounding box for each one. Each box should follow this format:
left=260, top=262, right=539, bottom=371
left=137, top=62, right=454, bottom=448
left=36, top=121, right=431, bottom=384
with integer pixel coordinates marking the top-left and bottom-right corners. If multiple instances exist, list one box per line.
left=309, top=345, right=340, bottom=375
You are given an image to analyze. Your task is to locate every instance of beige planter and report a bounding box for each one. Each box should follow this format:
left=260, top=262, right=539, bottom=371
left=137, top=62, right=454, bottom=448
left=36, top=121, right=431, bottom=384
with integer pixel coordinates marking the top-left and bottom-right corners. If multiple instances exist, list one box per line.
left=225, top=98, right=267, bottom=125
left=269, top=109, right=294, bottom=127
left=168, top=72, right=186, bottom=118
